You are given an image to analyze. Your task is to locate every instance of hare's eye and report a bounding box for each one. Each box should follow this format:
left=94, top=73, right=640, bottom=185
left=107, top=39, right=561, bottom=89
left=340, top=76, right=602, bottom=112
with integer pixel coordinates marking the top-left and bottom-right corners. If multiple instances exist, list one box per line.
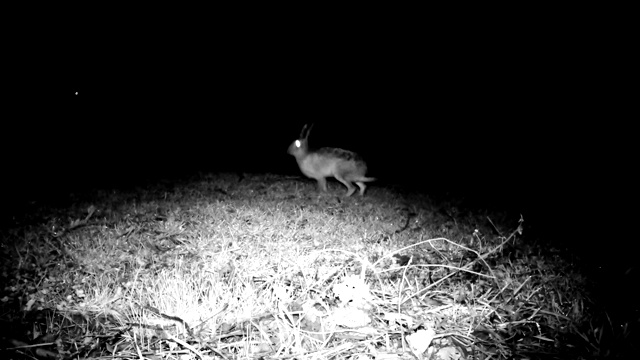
left=295, top=140, right=302, bottom=147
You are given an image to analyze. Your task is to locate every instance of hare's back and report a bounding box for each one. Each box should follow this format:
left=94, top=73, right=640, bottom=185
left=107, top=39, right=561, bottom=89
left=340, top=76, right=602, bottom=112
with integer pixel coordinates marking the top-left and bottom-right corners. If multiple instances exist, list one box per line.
left=318, top=148, right=368, bottom=178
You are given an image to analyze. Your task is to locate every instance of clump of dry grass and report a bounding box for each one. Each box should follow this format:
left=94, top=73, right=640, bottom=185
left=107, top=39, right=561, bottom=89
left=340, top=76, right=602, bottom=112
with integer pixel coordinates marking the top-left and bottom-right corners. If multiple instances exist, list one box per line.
left=0, top=173, right=633, bottom=359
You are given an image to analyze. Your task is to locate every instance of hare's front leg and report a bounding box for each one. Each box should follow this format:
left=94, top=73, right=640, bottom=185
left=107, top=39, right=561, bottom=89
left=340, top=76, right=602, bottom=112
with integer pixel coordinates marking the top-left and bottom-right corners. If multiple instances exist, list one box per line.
left=316, top=177, right=328, bottom=192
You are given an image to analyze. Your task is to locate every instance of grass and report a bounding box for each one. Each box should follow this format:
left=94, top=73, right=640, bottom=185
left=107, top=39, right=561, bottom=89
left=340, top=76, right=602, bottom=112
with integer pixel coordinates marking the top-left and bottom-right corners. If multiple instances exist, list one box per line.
left=0, top=172, right=635, bottom=359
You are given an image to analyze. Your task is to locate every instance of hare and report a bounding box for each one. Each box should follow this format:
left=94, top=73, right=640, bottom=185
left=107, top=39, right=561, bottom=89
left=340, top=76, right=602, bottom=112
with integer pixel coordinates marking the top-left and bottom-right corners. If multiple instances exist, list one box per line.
left=288, top=124, right=375, bottom=196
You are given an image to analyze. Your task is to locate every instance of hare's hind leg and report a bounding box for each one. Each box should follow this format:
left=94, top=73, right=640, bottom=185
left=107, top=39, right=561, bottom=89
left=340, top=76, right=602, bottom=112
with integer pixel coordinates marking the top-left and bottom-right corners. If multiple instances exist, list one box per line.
left=334, top=174, right=356, bottom=196
left=355, top=181, right=367, bottom=196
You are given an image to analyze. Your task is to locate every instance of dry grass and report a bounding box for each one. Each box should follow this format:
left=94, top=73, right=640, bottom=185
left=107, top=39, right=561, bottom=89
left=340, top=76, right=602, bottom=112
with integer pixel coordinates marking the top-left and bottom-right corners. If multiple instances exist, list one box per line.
left=0, top=173, right=634, bottom=359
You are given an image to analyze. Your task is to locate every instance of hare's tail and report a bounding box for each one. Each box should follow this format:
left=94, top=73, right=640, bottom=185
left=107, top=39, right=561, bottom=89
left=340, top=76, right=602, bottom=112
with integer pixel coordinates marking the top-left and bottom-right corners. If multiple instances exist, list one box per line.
left=359, top=177, right=376, bottom=182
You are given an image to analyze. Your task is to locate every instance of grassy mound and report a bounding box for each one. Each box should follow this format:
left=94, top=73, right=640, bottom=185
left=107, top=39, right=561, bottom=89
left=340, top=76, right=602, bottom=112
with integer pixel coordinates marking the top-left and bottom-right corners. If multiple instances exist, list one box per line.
left=0, top=173, right=634, bottom=359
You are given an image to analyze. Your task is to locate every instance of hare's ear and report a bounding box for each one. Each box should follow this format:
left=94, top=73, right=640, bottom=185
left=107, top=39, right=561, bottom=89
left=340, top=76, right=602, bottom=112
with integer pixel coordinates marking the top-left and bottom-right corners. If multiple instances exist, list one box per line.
left=300, top=123, right=314, bottom=139
left=299, top=124, right=308, bottom=139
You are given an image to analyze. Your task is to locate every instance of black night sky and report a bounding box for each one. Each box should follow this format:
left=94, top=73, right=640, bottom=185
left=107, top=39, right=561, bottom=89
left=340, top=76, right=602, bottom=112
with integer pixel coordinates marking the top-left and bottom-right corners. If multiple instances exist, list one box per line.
left=3, top=15, right=633, bottom=270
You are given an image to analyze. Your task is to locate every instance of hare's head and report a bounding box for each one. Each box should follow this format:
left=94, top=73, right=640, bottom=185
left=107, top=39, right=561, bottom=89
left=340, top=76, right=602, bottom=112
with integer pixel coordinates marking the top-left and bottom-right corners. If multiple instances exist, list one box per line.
left=287, top=123, right=314, bottom=158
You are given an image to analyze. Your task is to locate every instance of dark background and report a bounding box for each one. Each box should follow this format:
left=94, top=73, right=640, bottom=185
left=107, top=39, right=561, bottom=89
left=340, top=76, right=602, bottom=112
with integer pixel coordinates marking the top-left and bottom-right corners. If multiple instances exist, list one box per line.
left=3, top=12, right=634, bottom=279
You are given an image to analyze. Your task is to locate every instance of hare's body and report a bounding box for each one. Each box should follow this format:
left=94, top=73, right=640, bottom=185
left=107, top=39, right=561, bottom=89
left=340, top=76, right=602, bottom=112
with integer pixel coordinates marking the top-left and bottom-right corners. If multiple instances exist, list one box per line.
left=288, top=124, right=375, bottom=196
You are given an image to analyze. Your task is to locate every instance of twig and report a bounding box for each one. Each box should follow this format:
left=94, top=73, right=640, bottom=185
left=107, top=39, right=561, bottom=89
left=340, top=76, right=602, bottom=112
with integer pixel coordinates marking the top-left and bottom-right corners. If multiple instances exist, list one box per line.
left=165, top=333, right=206, bottom=359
